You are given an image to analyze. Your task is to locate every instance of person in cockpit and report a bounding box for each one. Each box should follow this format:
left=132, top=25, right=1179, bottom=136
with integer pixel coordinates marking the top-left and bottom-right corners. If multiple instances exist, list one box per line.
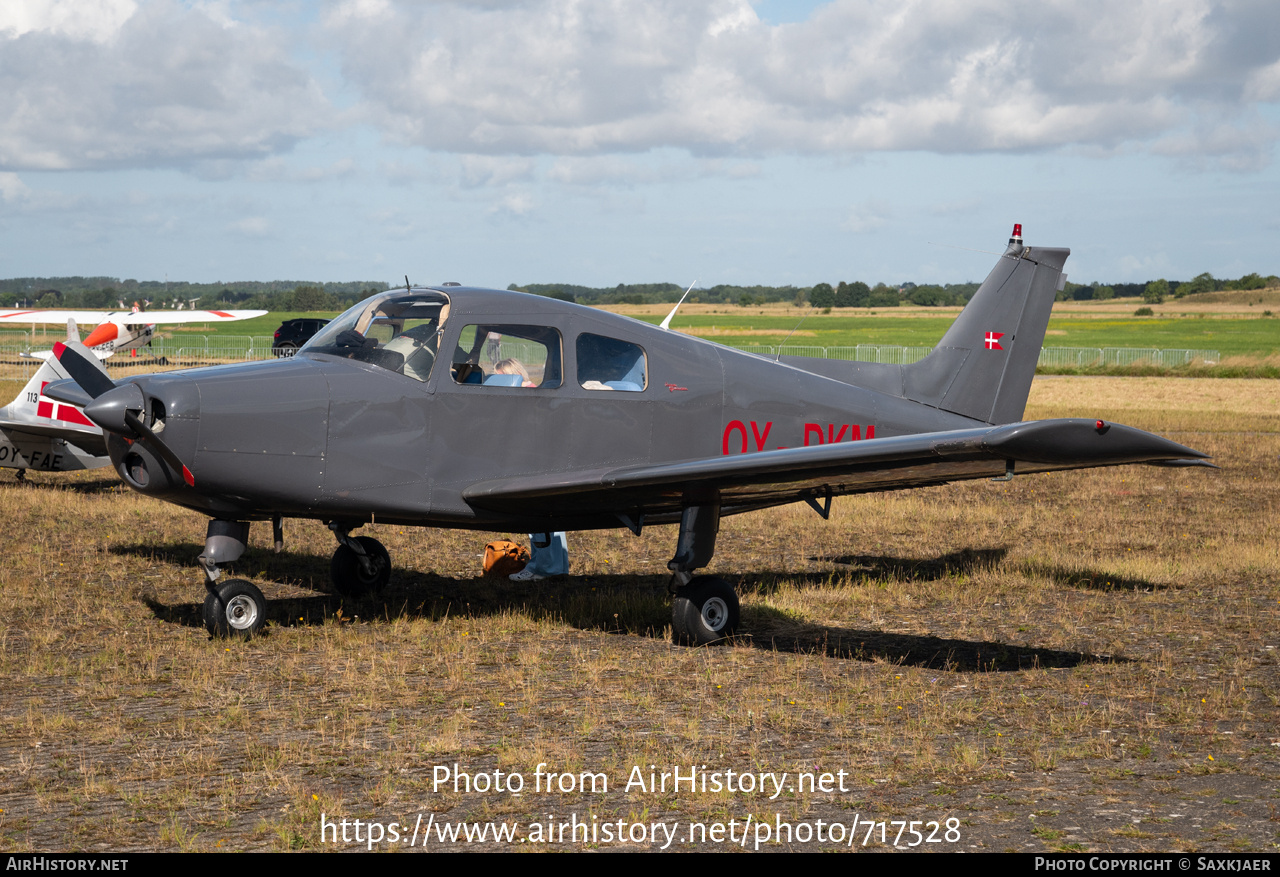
left=384, top=320, right=440, bottom=382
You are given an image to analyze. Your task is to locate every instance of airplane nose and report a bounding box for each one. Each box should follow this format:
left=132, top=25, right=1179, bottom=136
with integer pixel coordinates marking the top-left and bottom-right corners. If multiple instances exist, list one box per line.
left=91, top=376, right=200, bottom=493
left=83, top=383, right=145, bottom=436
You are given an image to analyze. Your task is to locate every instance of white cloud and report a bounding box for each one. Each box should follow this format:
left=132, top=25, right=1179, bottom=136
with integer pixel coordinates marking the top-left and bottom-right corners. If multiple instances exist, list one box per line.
left=459, top=155, right=536, bottom=188
left=489, top=190, right=535, bottom=218
left=324, top=0, right=1280, bottom=168
left=0, top=0, right=330, bottom=171
left=231, top=216, right=269, bottom=235
left=0, top=172, right=30, bottom=202
left=0, top=0, right=137, bottom=43
left=842, top=199, right=892, bottom=234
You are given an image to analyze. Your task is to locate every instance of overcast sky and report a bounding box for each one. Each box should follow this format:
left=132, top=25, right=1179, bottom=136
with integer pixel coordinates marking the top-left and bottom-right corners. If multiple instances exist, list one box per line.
left=2, top=0, right=1278, bottom=288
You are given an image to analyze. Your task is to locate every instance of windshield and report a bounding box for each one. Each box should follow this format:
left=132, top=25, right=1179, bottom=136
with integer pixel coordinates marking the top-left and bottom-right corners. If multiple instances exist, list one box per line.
left=303, top=290, right=450, bottom=382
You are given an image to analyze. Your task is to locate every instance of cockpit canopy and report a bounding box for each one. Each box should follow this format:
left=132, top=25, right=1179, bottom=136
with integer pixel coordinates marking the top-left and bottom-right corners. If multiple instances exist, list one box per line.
left=303, top=290, right=450, bottom=382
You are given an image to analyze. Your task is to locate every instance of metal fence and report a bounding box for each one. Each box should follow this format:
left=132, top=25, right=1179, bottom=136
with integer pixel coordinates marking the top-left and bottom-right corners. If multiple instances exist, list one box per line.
left=0, top=345, right=280, bottom=383
left=0, top=341, right=1225, bottom=386
left=723, top=343, right=1220, bottom=368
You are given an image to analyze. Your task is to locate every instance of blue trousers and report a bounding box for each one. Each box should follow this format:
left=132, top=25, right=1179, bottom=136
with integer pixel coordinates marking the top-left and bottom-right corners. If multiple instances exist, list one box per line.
left=526, top=532, right=569, bottom=576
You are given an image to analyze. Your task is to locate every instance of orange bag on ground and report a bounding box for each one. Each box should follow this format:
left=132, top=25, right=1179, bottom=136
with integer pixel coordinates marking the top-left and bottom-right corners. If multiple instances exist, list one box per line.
left=484, top=541, right=530, bottom=577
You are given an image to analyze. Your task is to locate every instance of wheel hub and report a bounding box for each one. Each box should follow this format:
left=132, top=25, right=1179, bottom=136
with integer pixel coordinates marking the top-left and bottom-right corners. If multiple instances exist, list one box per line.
left=701, top=596, right=728, bottom=632
left=226, top=595, right=259, bottom=630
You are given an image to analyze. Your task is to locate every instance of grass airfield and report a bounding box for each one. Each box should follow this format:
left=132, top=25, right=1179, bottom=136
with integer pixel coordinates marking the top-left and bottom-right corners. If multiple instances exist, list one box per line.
left=0, top=376, right=1277, bottom=853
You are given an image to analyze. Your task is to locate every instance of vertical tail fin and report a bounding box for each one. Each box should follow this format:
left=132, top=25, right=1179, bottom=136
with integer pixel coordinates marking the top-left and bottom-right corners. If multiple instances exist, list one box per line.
left=902, top=226, right=1068, bottom=424
left=2, top=345, right=109, bottom=431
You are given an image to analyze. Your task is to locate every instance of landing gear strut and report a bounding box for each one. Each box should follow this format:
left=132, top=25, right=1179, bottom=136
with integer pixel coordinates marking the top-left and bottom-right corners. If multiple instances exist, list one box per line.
left=666, top=500, right=739, bottom=646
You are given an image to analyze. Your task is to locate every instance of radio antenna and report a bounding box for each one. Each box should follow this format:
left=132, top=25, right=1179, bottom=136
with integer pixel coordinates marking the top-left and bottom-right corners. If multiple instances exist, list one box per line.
left=659, top=279, right=698, bottom=331
left=776, top=306, right=812, bottom=360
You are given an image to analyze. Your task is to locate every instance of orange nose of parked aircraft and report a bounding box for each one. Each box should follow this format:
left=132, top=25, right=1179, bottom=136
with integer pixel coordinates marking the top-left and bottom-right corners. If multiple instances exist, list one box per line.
left=82, top=322, right=118, bottom=348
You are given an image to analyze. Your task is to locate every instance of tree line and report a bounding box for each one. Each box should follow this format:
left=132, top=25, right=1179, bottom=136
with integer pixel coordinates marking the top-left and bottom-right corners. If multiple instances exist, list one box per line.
left=1, top=269, right=1274, bottom=313
left=1058, top=272, right=1277, bottom=303
left=0, top=278, right=388, bottom=312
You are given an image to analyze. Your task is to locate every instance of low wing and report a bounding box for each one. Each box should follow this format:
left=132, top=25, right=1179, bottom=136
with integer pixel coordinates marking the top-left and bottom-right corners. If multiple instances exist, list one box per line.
left=0, top=309, right=267, bottom=326
left=463, top=419, right=1210, bottom=519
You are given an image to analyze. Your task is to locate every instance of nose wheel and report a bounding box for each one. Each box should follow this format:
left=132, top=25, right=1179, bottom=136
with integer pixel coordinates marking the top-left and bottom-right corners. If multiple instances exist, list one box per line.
left=203, top=579, right=267, bottom=639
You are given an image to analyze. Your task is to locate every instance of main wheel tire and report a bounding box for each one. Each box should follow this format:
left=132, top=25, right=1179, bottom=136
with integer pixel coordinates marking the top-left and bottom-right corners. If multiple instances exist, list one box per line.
left=331, top=537, right=391, bottom=596
left=203, top=579, right=267, bottom=639
left=671, top=576, right=739, bottom=646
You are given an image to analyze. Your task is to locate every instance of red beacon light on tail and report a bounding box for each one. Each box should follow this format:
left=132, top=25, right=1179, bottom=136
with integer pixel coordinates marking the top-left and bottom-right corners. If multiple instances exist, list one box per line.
left=1009, top=223, right=1023, bottom=246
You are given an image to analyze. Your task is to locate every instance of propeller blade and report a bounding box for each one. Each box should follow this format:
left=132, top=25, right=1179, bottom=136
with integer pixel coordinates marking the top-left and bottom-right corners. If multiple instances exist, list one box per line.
left=124, top=411, right=195, bottom=487
left=52, top=341, right=115, bottom=399
left=79, top=382, right=195, bottom=488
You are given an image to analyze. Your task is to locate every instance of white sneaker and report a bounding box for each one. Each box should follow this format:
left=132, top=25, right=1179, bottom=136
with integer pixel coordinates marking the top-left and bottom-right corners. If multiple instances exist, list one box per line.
left=509, top=569, right=545, bottom=582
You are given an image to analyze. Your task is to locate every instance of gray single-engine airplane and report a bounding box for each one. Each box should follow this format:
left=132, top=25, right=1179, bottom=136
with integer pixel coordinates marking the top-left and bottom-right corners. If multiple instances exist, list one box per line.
left=45, top=226, right=1210, bottom=644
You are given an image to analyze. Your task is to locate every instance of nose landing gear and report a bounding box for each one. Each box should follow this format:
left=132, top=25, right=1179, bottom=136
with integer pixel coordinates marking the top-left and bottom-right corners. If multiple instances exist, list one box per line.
left=198, top=520, right=266, bottom=639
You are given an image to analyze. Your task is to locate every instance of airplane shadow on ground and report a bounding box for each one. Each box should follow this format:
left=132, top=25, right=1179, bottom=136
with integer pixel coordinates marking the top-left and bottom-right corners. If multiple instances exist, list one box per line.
left=121, top=543, right=1120, bottom=672
left=812, top=546, right=1009, bottom=582
left=813, top=545, right=1168, bottom=593
left=740, top=606, right=1114, bottom=671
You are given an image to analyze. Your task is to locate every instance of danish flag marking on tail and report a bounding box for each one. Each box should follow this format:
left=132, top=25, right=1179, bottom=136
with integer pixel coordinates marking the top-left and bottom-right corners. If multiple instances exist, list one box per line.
left=37, top=381, right=96, bottom=427
left=984, top=331, right=1005, bottom=351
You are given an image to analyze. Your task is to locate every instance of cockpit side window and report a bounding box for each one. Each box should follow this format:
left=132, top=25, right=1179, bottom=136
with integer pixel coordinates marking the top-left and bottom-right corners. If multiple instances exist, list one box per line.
left=303, top=291, right=449, bottom=383
left=577, top=334, right=646, bottom=391
left=451, top=324, right=562, bottom=388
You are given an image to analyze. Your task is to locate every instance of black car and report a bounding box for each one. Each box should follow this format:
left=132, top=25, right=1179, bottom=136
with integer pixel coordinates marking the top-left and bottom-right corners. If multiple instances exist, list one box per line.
left=272, top=318, right=330, bottom=356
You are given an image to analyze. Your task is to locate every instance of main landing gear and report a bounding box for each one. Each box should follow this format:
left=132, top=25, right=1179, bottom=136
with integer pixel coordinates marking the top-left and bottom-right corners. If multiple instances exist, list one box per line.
left=197, top=518, right=393, bottom=639
left=665, top=500, right=740, bottom=646
left=328, top=524, right=390, bottom=597
left=194, top=510, right=739, bottom=647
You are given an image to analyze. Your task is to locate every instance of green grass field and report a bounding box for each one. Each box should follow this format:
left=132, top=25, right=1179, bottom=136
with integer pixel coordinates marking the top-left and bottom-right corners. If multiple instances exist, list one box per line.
left=237, top=302, right=1280, bottom=358
left=621, top=311, right=1280, bottom=357
left=3, top=299, right=1276, bottom=363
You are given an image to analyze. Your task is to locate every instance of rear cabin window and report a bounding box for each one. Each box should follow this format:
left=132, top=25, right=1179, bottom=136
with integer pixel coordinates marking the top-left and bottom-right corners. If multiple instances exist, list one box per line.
left=451, top=325, right=562, bottom=388
left=577, top=334, right=646, bottom=391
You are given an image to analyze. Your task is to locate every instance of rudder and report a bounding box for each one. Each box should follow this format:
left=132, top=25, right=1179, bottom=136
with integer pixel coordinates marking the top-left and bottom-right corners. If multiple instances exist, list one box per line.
left=902, top=226, right=1068, bottom=424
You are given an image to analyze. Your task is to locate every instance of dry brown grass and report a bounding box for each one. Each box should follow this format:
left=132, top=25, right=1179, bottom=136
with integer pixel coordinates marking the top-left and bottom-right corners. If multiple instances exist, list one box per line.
left=0, top=376, right=1276, bottom=852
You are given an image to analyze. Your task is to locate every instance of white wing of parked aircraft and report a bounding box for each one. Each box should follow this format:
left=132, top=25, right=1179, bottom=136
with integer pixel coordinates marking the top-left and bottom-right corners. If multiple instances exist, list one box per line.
left=0, top=307, right=267, bottom=353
